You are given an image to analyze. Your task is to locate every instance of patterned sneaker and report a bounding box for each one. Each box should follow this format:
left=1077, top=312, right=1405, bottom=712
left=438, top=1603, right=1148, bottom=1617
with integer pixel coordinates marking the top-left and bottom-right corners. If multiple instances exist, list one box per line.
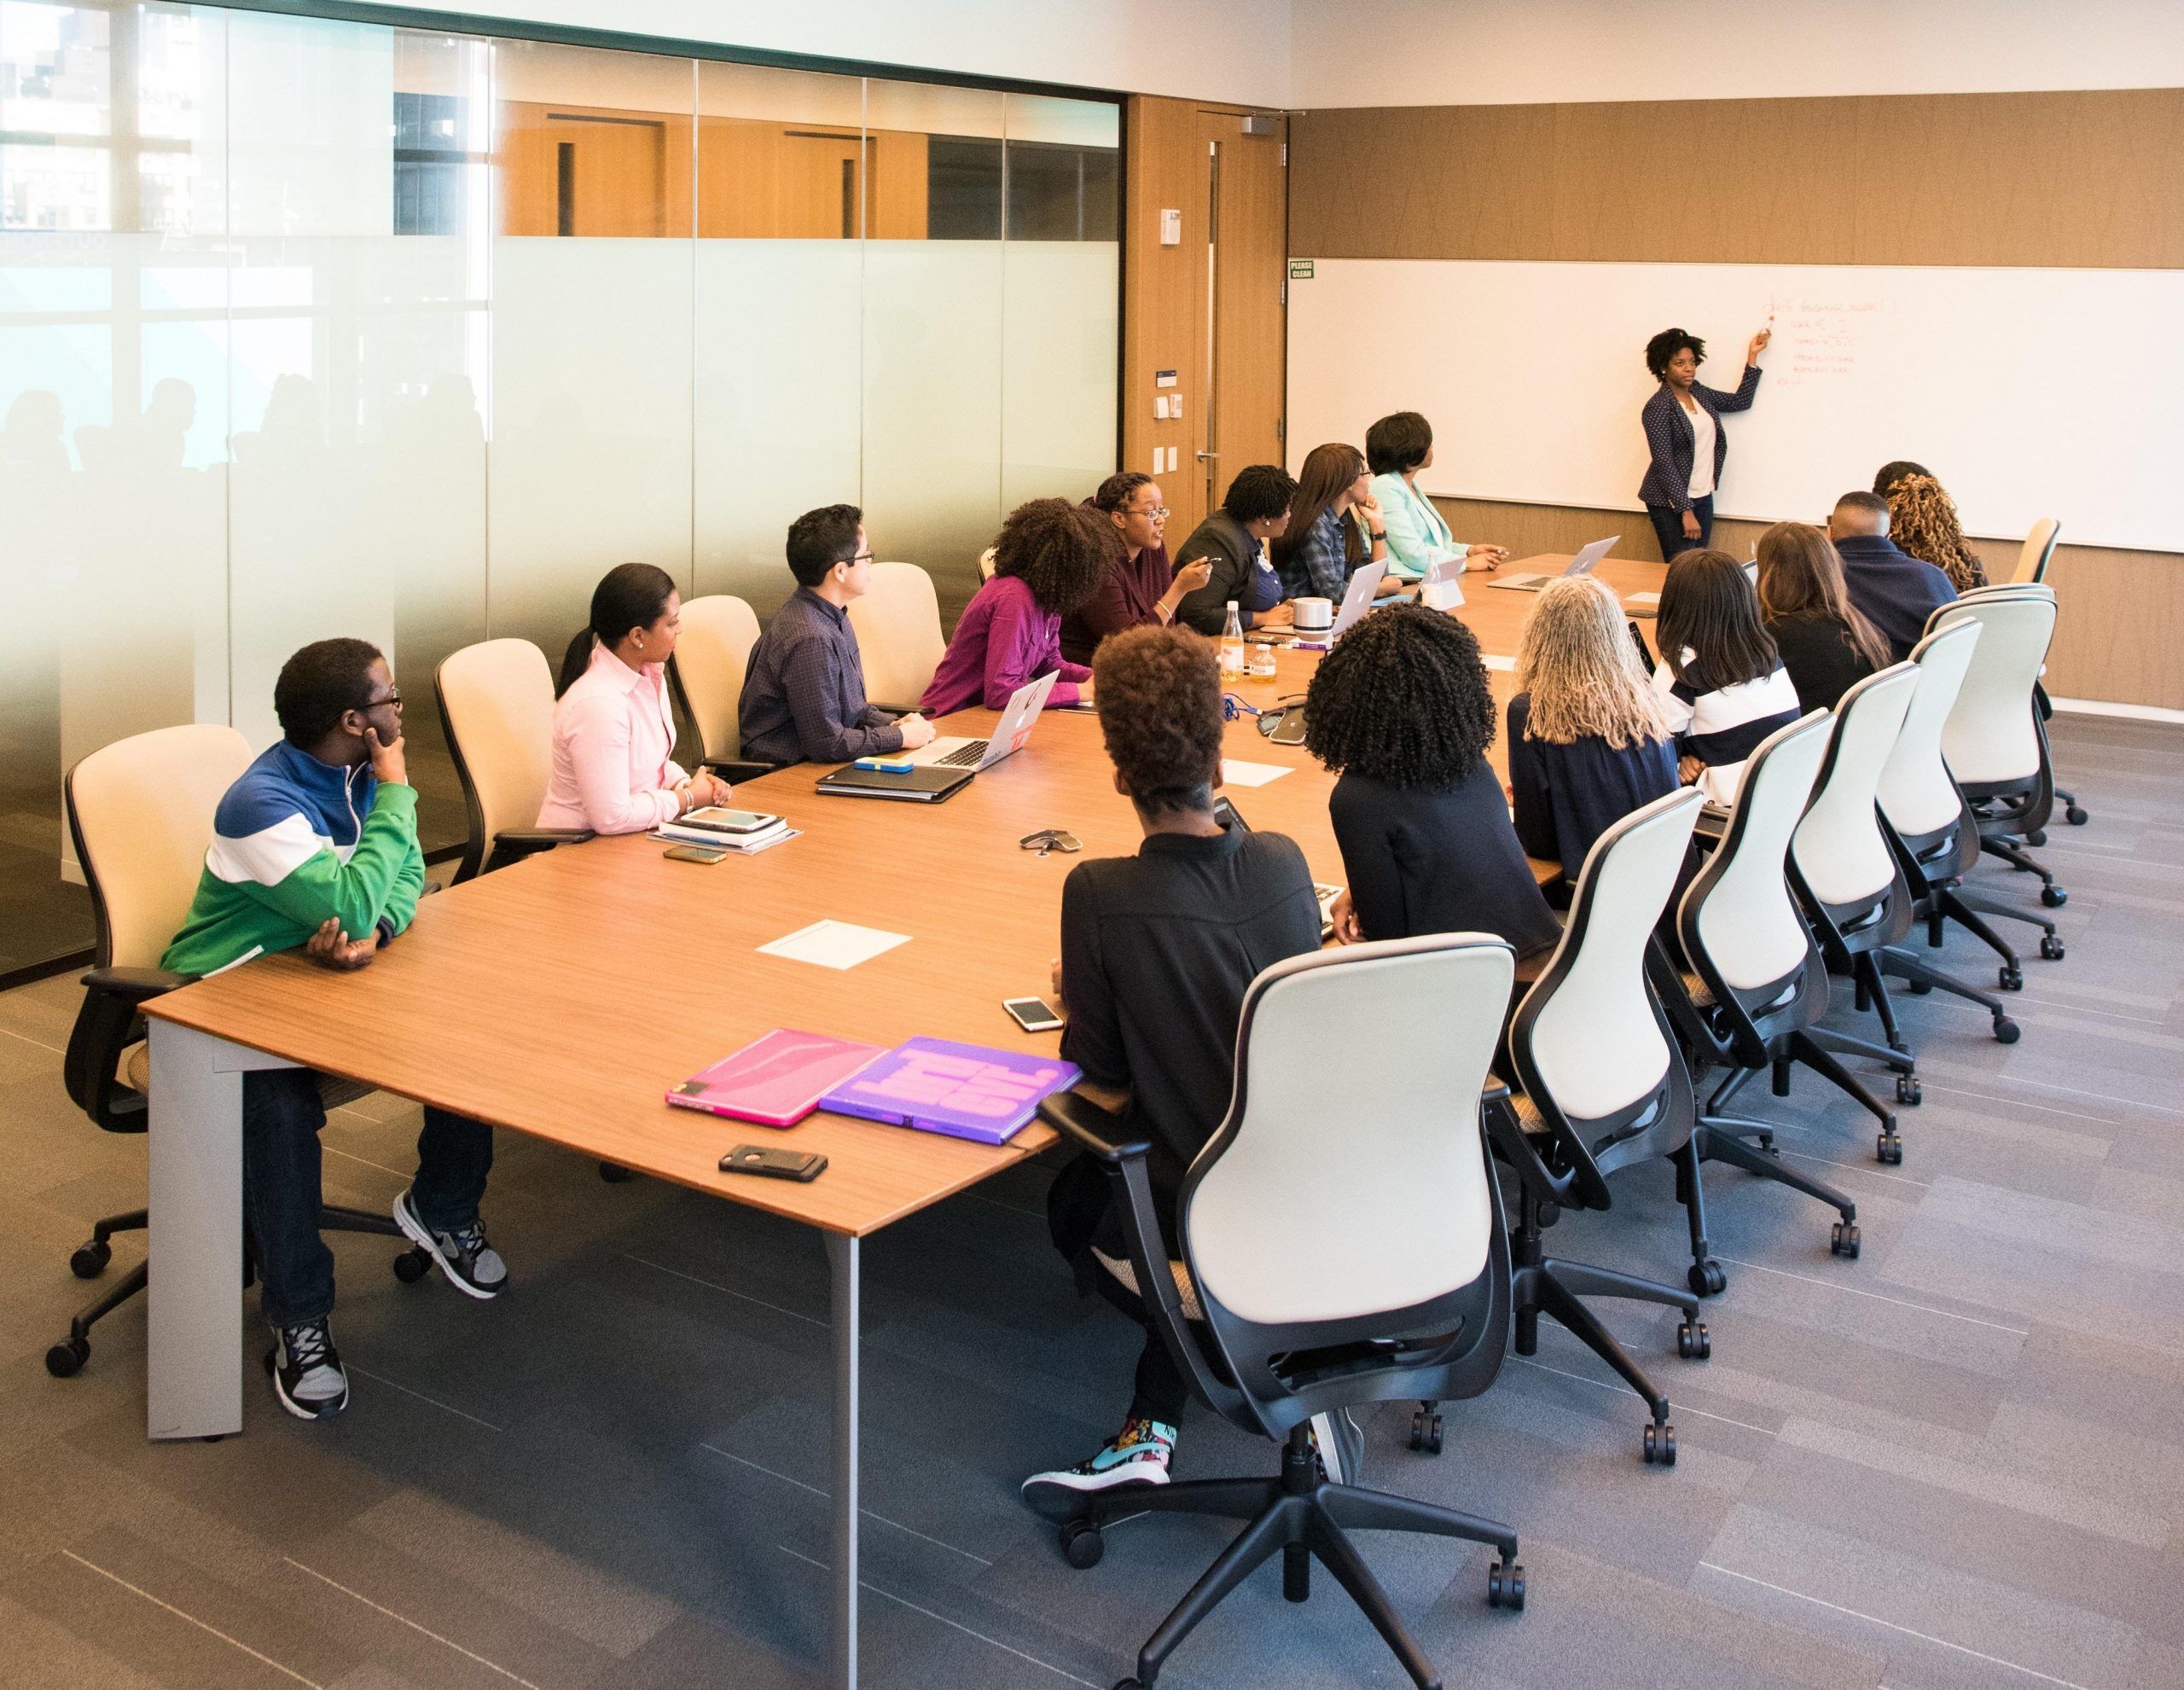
left=267, top=1318, right=349, bottom=1420
left=1309, top=1408, right=1365, bottom=1486
left=393, top=1189, right=508, bottom=1300
left=1020, top=1418, right=1177, bottom=1520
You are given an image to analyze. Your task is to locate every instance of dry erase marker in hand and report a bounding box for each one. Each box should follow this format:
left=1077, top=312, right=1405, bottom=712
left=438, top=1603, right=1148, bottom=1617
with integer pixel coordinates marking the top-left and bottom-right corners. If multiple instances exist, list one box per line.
left=855, top=757, right=915, bottom=773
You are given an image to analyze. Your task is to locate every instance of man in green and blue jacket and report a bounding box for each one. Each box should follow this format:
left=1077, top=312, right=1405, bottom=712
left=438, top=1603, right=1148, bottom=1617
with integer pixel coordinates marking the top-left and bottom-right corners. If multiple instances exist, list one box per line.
left=165, top=638, right=503, bottom=1421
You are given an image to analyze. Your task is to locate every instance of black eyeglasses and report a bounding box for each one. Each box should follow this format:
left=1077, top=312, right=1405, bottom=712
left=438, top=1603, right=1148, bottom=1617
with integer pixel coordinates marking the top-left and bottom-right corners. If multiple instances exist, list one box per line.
left=366, top=688, right=404, bottom=711
left=847, top=551, right=874, bottom=566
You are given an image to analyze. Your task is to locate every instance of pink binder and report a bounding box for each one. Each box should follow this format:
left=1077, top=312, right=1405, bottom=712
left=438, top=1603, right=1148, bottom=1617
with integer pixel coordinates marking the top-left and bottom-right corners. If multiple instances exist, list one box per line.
left=666, top=1030, right=886, bottom=1129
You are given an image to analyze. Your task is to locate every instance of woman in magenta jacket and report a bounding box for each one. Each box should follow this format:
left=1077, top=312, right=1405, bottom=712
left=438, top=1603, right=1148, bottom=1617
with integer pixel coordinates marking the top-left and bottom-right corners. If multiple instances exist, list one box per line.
left=921, top=498, right=1113, bottom=715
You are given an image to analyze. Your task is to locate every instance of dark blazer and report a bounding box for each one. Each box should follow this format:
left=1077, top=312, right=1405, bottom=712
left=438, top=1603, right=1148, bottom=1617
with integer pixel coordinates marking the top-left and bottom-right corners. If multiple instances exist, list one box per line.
left=1636, top=365, right=1762, bottom=510
left=1171, top=512, right=1284, bottom=635
left=1766, top=612, right=1877, bottom=711
left=1833, top=533, right=1960, bottom=660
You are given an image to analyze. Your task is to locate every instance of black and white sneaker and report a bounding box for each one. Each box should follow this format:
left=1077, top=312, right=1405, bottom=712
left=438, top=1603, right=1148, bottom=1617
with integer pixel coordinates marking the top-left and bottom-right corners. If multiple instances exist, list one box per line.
left=267, top=1318, right=349, bottom=1420
left=393, top=1189, right=508, bottom=1299
left=1020, top=1417, right=1176, bottom=1520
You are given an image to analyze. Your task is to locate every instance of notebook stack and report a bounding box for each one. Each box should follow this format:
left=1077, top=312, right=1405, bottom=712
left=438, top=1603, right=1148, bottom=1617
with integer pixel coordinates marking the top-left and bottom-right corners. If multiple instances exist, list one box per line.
left=652, top=810, right=794, bottom=854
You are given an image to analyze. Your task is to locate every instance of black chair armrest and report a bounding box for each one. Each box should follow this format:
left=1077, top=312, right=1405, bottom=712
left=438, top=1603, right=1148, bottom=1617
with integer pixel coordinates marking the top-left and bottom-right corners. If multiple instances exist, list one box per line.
left=65, top=967, right=195, bottom=1128
left=484, top=828, right=593, bottom=874
left=1037, top=1091, right=1153, bottom=1163
left=1479, top=1079, right=1510, bottom=1106
left=700, top=758, right=779, bottom=783
left=868, top=701, right=924, bottom=717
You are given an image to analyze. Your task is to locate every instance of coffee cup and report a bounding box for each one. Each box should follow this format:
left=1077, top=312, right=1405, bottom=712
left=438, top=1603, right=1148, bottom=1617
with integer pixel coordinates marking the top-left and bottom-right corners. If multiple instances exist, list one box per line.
left=1292, top=596, right=1333, bottom=633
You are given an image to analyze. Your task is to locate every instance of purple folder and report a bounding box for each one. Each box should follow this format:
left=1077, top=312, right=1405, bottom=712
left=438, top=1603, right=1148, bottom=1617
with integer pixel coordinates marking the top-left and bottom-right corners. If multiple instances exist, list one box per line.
left=820, top=1037, right=1081, bottom=1145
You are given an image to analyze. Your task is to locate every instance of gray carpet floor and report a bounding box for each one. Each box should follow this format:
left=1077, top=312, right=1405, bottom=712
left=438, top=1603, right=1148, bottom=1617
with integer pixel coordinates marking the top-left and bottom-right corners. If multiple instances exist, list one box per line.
left=0, top=711, right=2180, bottom=1690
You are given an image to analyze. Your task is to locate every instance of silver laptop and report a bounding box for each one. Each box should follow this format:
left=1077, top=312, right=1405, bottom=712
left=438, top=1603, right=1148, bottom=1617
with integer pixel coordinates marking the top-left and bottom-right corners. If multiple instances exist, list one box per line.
left=1491, top=534, right=1619, bottom=592
left=899, top=671, right=1059, bottom=770
left=1327, top=561, right=1385, bottom=639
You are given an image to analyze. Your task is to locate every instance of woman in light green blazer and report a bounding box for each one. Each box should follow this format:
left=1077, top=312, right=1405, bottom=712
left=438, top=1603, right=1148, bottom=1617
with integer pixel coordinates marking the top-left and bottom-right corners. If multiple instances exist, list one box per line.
left=1364, top=410, right=1507, bottom=579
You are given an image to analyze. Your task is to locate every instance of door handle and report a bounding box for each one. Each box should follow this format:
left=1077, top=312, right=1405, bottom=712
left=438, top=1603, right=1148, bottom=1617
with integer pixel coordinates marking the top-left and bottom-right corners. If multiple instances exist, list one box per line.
left=1195, top=450, right=1218, bottom=462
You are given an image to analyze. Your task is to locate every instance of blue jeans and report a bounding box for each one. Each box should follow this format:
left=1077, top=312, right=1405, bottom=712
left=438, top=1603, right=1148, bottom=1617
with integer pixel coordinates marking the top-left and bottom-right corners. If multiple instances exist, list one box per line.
left=1647, top=495, right=1713, bottom=561
left=243, top=1067, right=493, bottom=1327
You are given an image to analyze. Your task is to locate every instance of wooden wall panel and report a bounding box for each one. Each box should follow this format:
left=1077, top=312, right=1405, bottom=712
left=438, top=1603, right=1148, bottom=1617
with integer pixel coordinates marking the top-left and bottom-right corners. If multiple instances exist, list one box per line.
left=1291, top=89, right=2184, bottom=269
left=1123, top=95, right=1211, bottom=534
left=499, top=102, right=688, bottom=237
left=868, top=131, right=929, bottom=240
left=1434, top=495, right=2184, bottom=709
left=1202, top=108, right=1288, bottom=516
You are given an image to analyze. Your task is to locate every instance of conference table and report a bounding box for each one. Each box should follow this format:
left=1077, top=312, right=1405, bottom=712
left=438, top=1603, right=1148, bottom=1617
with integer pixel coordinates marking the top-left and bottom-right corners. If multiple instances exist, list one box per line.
left=138, top=550, right=1665, bottom=1690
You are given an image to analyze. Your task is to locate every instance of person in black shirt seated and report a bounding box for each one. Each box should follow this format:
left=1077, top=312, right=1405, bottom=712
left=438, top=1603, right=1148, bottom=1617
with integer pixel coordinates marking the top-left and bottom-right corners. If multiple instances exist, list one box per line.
left=1755, top=520, right=1891, bottom=710
left=1021, top=625, right=1322, bottom=1515
left=1306, top=603, right=1561, bottom=975
left=1827, top=489, right=1958, bottom=660
left=739, top=503, right=938, bottom=764
left=1507, top=575, right=1680, bottom=903
left=1169, top=463, right=1298, bottom=636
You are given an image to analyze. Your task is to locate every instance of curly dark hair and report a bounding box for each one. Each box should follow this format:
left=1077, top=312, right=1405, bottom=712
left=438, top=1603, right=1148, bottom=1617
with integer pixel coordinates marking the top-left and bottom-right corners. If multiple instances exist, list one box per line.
left=1221, top=463, right=1298, bottom=526
left=1304, top=604, right=1496, bottom=789
left=992, top=497, right=1113, bottom=618
left=1645, top=327, right=1705, bottom=379
left=1090, top=471, right=1153, bottom=514
left=1091, top=624, right=1224, bottom=815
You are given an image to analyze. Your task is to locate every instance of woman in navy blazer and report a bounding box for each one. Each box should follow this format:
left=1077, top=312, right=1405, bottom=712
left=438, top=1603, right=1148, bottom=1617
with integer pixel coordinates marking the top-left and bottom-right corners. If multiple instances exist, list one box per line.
left=1637, top=323, right=1770, bottom=560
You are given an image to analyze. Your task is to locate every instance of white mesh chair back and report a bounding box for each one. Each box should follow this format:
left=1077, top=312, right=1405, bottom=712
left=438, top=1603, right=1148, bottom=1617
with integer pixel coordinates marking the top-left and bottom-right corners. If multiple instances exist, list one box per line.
left=1931, top=592, right=2055, bottom=787
left=672, top=594, right=760, bottom=762
left=1791, top=665, right=1918, bottom=908
left=978, top=547, right=997, bottom=581
left=846, top=561, right=946, bottom=706
left=438, top=638, right=558, bottom=878
left=2013, top=518, right=2059, bottom=585
left=1688, top=711, right=1831, bottom=992
left=1878, top=621, right=1981, bottom=839
left=67, top=724, right=253, bottom=969
left=1524, top=787, right=1705, bottom=1121
left=1186, top=935, right=1512, bottom=1329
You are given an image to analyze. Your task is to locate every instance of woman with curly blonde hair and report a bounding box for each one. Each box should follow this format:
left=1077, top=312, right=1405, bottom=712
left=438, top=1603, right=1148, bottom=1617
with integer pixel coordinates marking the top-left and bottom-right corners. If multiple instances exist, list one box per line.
left=1507, top=574, right=1680, bottom=895
left=1885, top=471, right=1988, bottom=591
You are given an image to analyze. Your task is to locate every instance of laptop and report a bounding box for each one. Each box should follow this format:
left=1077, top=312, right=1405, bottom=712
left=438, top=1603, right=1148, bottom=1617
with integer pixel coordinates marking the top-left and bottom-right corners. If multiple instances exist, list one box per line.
left=814, top=671, right=1058, bottom=803
left=1490, top=535, right=1619, bottom=592
left=1327, top=561, right=1385, bottom=639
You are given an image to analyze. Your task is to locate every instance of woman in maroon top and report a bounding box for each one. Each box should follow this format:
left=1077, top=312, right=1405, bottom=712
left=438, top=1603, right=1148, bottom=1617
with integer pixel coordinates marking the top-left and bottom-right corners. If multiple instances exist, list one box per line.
left=1058, top=473, right=1214, bottom=666
left=921, top=498, right=1111, bottom=715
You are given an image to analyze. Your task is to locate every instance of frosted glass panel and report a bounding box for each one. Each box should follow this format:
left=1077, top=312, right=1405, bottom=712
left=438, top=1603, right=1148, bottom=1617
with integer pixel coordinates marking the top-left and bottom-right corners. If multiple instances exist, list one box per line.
left=1002, top=241, right=1119, bottom=511
left=694, top=241, right=863, bottom=615
left=488, top=236, right=694, bottom=654
left=221, top=16, right=487, bottom=851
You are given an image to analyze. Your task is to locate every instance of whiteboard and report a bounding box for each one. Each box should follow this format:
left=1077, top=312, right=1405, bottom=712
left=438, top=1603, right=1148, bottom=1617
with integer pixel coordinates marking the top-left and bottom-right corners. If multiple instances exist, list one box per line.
left=1285, top=259, right=2184, bottom=553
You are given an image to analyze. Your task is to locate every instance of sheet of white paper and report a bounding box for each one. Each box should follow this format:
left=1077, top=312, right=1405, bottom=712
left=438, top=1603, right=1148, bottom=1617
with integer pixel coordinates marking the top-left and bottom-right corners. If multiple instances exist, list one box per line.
left=1220, top=758, right=1292, bottom=787
left=758, top=919, right=911, bottom=971
left=1482, top=653, right=1516, bottom=672
left=1627, top=590, right=1661, bottom=606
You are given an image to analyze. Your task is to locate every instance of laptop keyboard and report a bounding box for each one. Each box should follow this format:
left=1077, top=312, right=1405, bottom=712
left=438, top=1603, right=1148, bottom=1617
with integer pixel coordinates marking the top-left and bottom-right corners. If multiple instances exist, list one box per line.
left=934, top=739, right=990, bottom=769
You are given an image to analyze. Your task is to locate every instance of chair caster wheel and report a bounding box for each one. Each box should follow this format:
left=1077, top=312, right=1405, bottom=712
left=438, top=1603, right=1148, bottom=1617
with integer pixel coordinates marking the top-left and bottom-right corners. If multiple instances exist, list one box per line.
left=2025, top=828, right=2047, bottom=846
left=2066, top=805, right=2088, bottom=826
left=598, top=1161, right=636, bottom=1182
left=1677, top=1321, right=1711, bottom=1360
left=46, top=1338, right=90, bottom=1378
left=1831, top=1221, right=1861, bottom=1258
left=392, top=1247, right=431, bottom=1284
left=2040, top=936, right=2065, bottom=961
left=1896, top=1075, right=1921, bottom=1105
left=1993, top=1018, right=2020, bottom=1044
left=1488, top=1559, right=1526, bottom=1611
left=1687, top=1259, right=1725, bottom=1297
left=1113, top=1679, right=1146, bottom=1689
left=1998, top=967, right=2023, bottom=991
left=2041, top=886, right=2067, bottom=908
left=1643, top=1421, right=1676, bottom=1466
left=1409, top=1408, right=1444, bottom=1455
left=1877, top=1131, right=1904, bottom=1165
left=1907, top=979, right=1932, bottom=995
left=70, top=1240, right=112, bottom=1280
left=1060, top=1519, right=1105, bottom=1570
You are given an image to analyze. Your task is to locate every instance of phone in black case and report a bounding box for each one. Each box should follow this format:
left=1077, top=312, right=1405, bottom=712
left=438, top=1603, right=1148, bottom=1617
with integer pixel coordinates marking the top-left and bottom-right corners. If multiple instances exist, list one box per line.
left=720, top=1145, right=827, bottom=1182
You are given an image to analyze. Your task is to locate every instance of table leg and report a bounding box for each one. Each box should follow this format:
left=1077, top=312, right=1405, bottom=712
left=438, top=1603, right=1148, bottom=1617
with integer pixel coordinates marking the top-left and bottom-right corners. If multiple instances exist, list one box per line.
left=146, top=1021, right=247, bottom=1440
left=825, top=1231, right=860, bottom=1690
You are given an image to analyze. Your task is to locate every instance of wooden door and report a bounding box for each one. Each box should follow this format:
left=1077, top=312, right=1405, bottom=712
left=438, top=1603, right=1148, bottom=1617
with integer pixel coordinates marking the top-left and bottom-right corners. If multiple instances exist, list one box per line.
left=1192, top=110, right=1287, bottom=522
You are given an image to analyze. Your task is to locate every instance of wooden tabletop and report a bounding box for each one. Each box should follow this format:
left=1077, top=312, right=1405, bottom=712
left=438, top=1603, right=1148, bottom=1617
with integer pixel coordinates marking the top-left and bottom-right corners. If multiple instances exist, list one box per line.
left=143, top=551, right=1665, bottom=1239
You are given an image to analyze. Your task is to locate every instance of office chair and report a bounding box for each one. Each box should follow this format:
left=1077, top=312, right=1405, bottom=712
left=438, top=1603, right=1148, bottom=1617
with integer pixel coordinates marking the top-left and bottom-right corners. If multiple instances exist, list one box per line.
left=2012, top=517, right=2059, bottom=586
left=1653, top=711, right=1866, bottom=1257
left=845, top=560, right=946, bottom=710
left=1039, top=935, right=1527, bottom=1690
left=51, top=726, right=421, bottom=1379
left=978, top=545, right=997, bottom=581
left=665, top=593, right=775, bottom=781
left=1879, top=621, right=2061, bottom=990
left=1476, top=787, right=1711, bottom=1463
left=1928, top=589, right=2073, bottom=917
left=436, top=637, right=593, bottom=884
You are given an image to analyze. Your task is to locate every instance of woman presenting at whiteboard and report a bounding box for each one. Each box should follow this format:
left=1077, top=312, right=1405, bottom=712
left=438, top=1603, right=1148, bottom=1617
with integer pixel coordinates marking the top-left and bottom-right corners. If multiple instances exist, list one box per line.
left=1637, top=324, right=1769, bottom=560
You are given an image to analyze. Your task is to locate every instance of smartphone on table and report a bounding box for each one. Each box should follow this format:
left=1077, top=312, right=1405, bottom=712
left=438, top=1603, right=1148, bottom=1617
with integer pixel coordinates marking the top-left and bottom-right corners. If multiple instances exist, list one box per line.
left=720, top=1145, right=827, bottom=1182
left=1004, top=997, right=1065, bottom=1034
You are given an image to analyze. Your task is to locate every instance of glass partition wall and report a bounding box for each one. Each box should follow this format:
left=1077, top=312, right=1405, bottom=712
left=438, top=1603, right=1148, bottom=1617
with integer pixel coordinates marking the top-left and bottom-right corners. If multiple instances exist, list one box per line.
left=0, top=3, right=1120, bottom=975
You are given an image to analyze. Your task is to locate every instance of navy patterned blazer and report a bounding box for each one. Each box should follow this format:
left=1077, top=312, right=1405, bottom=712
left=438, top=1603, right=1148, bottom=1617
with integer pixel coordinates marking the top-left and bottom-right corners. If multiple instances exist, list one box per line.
left=1637, top=364, right=1762, bottom=511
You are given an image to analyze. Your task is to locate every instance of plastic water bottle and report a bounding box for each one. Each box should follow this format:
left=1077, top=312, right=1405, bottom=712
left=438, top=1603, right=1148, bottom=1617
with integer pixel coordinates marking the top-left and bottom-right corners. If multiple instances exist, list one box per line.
left=1219, top=601, right=1246, bottom=677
